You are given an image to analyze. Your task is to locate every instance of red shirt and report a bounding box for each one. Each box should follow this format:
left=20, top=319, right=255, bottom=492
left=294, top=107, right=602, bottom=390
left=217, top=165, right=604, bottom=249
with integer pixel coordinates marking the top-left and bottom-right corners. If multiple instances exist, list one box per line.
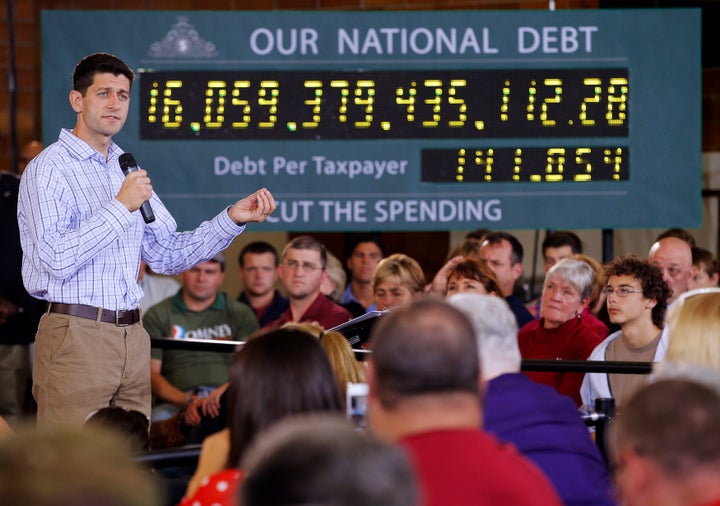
left=268, top=293, right=352, bottom=330
left=518, top=315, right=606, bottom=405
left=401, top=429, right=562, bottom=506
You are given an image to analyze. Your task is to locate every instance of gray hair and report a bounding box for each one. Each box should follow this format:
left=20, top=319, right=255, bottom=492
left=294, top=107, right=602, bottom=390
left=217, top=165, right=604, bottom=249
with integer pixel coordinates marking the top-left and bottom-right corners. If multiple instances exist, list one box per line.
left=545, top=258, right=595, bottom=301
left=447, top=293, right=521, bottom=379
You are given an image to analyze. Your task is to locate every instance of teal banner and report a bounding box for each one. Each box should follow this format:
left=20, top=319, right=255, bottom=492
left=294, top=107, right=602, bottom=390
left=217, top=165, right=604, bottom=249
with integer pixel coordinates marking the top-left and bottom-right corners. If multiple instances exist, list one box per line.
left=42, top=9, right=701, bottom=231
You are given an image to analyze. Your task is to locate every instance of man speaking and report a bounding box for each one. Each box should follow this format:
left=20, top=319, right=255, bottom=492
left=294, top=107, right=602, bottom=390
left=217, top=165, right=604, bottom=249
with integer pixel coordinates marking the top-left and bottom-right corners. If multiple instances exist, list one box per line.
left=17, top=52, right=276, bottom=426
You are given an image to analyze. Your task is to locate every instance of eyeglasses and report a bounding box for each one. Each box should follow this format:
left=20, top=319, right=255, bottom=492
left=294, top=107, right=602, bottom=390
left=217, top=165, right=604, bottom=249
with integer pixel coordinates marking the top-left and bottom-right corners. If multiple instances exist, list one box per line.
left=282, top=260, right=323, bottom=273
left=602, top=287, right=643, bottom=298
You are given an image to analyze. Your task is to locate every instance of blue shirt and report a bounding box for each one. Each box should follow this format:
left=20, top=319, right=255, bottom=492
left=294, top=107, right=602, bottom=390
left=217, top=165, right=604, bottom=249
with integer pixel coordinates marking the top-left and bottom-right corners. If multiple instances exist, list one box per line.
left=484, top=373, right=615, bottom=506
left=17, top=129, right=245, bottom=310
left=340, top=284, right=377, bottom=313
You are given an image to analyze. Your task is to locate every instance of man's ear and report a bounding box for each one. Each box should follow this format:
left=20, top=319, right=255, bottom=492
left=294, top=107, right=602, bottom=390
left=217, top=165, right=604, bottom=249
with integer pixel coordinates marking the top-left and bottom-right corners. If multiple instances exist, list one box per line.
left=69, top=90, right=83, bottom=113
left=579, top=296, right=591, bottom=313
left=646, top=297, right=658, bottom=311
left=511, top=261, right=523, bottom=282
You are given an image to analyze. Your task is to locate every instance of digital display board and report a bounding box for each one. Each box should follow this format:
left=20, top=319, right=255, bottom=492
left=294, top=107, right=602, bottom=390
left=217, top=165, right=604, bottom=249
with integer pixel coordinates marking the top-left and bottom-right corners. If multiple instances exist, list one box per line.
left=41, top=10, right=701, bottom=231
left=140, top=68, right=628, bottom=140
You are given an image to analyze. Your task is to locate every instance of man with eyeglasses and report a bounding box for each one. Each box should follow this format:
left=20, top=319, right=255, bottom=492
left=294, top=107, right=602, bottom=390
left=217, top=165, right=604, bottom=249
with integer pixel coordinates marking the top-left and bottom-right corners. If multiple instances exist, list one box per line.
left=581, top=255, right=671, bottom=412
left=269, top=235, right=352, bottom=330
left=237, top=241, right=289, bottom=328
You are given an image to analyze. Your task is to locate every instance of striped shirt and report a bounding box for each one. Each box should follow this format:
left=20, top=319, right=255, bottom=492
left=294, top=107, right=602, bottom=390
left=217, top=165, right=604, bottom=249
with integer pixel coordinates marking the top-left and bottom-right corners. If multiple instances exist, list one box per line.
left=17, top=129, right=245, bottom=311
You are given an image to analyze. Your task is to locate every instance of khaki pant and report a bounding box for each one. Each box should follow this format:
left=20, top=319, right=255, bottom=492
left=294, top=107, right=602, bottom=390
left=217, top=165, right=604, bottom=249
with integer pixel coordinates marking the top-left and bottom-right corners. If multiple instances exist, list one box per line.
left=33, top=312, right=150, bottom=426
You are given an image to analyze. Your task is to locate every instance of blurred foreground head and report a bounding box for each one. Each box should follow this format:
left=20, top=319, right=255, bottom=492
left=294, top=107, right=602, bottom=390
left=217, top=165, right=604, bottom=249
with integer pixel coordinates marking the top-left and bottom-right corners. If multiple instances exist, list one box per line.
left=241, top=415, right=417, bottom=506
left=0, top=425, right=160, bottom=506
left=610, top=379, right=720, bottom=506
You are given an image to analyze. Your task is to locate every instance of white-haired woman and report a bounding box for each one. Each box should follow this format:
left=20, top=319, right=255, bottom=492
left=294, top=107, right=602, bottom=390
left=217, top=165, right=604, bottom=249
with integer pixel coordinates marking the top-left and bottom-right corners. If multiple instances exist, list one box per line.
left=518, top=258, right=608, bottom=405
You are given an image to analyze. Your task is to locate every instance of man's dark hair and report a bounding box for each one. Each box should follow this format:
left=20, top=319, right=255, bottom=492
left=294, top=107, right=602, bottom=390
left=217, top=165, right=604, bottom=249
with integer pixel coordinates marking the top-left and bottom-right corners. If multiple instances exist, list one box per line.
left=369, top=299, right=479, bottom=409
left=691, top=246, right=719, bottom=279
left=610, top=379, right=720, bottom=477
left=542, top=231, right=583, bottom=256
left=655, top=228, right=696, bottom=248
left=604, top=255, right=670, bottom=328
left=84, top=406, right=150, bottom=453
left=240, top=416, right=417, bottom=506
left=347, top=234, right=385, bottom=259
left=239, top=241, right=279, bottom=268
left=72, top=53, right=135, bottom=95
left=482, top=231, right=524, bottom=265
left=281, top=235, right=328, bottom=270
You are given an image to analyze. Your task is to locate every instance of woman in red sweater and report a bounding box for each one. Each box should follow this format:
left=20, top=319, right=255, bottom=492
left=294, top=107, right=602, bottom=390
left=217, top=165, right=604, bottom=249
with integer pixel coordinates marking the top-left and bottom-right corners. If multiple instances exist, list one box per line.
left=518, top=258, right=607, bottom=405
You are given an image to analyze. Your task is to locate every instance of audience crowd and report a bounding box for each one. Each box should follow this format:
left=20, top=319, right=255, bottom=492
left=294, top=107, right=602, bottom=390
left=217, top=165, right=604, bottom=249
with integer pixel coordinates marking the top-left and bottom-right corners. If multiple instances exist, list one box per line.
left=2, top=226, right=720, bottom=506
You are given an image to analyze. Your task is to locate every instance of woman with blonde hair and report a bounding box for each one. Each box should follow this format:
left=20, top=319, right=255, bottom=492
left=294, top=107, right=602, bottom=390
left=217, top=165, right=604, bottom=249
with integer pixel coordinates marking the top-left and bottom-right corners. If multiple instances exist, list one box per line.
left=663, top=288, right=720, bottom=369
left=282, top=322, right=365, bottom=393
left=372, top=253, right=426, bottom=311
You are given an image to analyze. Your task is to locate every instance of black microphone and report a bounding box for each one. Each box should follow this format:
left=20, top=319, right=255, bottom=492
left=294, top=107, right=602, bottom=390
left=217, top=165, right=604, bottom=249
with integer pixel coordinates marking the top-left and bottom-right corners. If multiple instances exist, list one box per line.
left=119, top=153, right=155, bottom=224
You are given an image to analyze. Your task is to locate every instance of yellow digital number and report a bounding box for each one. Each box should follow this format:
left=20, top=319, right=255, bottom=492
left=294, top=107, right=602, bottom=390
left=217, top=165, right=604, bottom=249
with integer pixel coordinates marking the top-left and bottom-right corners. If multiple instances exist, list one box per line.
left=354, top=80, right=375, bottom=128
left=544, top=148, right=566, bottom=182
left=202, top=81, right=226, bottom=129
left=299, top=80, right=323, bottom=130
left=580, top=78, right=601, bottom=126
left=160, top=80, right=183, bottom=129
left=448, top=79, right=468, bottom=128
left=258, top=80, right=279, bottom=129
left=607, top=78, right=628, bottom=126
left=540, top=78, right=562, bottom=127
left=231, top=81, right=251, bottom=129
left=396, top=81, right=417, bottom=123
left=422, top=80, right=442, bottom=128
left=574, top=148, right=592, bottom=181
left=331, top=80, right=350, bottom=123
left=604, top=147, right=625, bottom=180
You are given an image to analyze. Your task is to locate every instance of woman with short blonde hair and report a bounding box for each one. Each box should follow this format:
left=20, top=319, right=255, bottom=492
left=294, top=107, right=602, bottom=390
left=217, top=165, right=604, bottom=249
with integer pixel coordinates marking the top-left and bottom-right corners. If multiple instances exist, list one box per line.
left=372, top=254, right=426, bottom=311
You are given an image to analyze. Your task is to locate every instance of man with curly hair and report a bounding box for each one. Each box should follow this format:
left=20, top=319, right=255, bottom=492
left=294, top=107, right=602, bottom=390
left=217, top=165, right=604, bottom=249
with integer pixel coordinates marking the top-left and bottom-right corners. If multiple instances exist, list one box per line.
left=581, top=256, right=671, bottom=411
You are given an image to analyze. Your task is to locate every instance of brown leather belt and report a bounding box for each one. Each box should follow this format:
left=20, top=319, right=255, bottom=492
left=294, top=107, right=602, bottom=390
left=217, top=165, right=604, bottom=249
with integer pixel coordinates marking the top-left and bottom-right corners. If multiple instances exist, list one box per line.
left=49, top=302, right=141, bottom=326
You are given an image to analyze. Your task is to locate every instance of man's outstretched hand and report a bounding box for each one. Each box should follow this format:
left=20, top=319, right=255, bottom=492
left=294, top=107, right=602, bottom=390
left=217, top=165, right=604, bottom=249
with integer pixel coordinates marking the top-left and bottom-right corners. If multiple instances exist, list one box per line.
left=228, top=188, right=277, bottom=225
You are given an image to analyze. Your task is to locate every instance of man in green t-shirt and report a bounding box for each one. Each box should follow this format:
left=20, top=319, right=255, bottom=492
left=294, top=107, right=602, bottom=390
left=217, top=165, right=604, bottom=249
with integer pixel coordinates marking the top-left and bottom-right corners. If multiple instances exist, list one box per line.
left=144, top=253, right=258, bottom=422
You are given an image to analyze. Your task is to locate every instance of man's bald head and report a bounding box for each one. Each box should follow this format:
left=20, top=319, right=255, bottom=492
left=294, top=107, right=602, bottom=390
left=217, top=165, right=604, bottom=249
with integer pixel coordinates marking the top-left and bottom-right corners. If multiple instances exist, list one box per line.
left=648, top=237, right=694, bottom=304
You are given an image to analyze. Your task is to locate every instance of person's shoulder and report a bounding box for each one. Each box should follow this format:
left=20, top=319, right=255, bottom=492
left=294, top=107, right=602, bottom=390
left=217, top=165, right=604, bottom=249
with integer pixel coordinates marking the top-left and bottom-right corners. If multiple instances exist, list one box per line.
left=224, top=293, right=257, bottom=315
left=519, top=318, right=541, bottom=334
left=591, top=330, right=622, bottom=355
left=326, top=296, right=353, bottom=319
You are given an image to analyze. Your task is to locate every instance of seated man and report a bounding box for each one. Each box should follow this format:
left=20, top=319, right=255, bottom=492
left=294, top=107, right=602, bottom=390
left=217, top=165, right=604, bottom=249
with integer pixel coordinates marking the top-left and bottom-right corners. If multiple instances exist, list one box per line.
left=610, top=379, right=720, bottom=506
left=689, top=246, right=720, bottom=289
left=268, top=235, right=352, bottom=330
left=367, top=298, right=561, bottom=506
left=341, top=235, right=384, bottom=313
left=478, top=231, right=534, bottom=328
left=581, top=256, right=670, bottom=412
left=449, top=293, right=615, bottom=506
left=236, top=241, right=289, bottom=328
left=144, top=253, right=259, bottom=421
